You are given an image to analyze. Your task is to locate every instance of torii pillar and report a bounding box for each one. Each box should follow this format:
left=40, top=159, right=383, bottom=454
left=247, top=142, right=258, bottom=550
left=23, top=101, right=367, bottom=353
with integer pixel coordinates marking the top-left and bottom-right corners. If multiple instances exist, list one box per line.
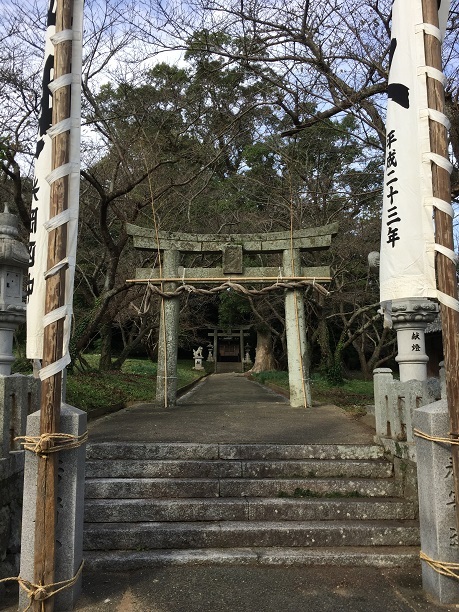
left=283, top=249, right=311, bottom=407
left=156, top=249, right=180, bottom=407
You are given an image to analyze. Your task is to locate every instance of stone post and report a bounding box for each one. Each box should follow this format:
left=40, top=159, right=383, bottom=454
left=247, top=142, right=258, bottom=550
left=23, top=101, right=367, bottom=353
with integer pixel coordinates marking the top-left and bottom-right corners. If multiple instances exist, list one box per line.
left=391, top=298, right=438, bottom=382
left=0, top=375, right=40, bottom=584
left=19, top=404, right=86, bottom=611
left=0, top=209, right=40, bottom=583
left=239, top=329, right=244, bottom=373
left=414, top=393, right=459, bottom=604
left=373, top=367, right=393, bottom=440
left=283, top=249, right=311, bottom=408
left=156, top=249, right=180, bottom=407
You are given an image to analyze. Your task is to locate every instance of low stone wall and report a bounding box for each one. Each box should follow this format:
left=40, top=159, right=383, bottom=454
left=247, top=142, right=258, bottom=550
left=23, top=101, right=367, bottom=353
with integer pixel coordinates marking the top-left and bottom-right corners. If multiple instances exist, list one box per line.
left=373, top=367, right=442, bottom=461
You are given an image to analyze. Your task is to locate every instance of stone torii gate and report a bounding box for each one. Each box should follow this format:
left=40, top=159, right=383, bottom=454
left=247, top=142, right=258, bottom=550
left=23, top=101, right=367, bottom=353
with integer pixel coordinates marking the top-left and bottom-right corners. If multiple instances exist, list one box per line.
left=126, top=222, right=338, bottom=408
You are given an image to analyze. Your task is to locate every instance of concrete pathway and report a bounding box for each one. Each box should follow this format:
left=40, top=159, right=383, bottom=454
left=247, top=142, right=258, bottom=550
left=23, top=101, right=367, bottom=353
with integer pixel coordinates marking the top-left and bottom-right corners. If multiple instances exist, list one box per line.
left=88, top=373, right=375, bottom=444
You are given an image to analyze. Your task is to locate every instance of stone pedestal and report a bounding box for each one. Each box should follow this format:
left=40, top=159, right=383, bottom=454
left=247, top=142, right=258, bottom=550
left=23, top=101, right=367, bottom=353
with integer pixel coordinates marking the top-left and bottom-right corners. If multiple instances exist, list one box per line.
left=193, top=357, right=204, bottom=371
left=414, top=399, right=459, bottom=604
left=19, top=404, right=86, bottom=611
left=156, top=250, right=180, bottom=408
left=283, top=249, right=311, bottom=408
left=392, top=299, right=438, bottom=382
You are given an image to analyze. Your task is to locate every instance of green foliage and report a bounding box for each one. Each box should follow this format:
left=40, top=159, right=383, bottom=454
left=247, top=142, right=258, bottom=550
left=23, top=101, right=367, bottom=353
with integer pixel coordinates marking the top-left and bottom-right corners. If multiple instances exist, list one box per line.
left=325, top=342, right=345, bottom=386
left=252, top=370, right=373, bottom=412
left=218, top=292, right=251, bottom=327
left=252, top=370, right=289, bottom=389
left=66, top=358, right=207, bottom=414
left=11, top=356, right=32, bottom=374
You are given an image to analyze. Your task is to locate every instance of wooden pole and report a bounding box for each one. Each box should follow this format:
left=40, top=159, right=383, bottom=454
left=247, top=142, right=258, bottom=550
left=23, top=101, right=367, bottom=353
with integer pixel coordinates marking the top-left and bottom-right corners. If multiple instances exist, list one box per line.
left=421, top=0, right=459, bottom=532
left=33, top=1, right=73, bottom=609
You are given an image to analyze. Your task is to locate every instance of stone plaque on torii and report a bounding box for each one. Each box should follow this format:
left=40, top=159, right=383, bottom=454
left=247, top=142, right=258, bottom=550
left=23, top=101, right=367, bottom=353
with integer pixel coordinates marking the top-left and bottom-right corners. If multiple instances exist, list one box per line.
left=126, top=222, right=338, bottom=408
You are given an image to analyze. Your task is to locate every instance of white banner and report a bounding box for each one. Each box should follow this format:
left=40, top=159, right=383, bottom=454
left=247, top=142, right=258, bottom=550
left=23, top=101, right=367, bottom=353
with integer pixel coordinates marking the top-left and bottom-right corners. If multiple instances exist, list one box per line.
left=26, top=0, right=84, bottom=371
left=379, top=0, right=450, bottom=304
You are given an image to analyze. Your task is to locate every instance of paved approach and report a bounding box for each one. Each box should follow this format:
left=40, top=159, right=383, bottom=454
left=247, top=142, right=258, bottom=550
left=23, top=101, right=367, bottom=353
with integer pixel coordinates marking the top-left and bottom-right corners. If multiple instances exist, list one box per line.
left=87, top=373, right=375, bottom=444
left=2, top=374, right=457, bottom=611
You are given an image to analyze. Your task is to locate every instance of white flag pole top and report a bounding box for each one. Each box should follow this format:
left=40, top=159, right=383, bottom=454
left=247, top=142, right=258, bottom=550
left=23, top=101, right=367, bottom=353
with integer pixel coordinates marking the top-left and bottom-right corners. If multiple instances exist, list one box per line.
left=26, top=0, right=84, bottom=378
left=380, top=0, right=454, bottom=313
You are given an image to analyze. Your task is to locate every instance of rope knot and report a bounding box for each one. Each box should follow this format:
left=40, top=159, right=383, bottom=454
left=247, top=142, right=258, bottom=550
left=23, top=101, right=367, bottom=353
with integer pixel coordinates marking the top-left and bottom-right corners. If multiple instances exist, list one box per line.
left=15, top=431, right=88, bottom=457
left=32, top=585, right=49, bottom=601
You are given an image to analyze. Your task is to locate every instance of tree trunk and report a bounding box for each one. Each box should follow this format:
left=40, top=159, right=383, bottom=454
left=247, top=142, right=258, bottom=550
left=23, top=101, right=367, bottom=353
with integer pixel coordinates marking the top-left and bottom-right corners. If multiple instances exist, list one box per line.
left=99, top=323, right=113, bottom=370
left=316, top=317, right=332, bottom=372
left=248, top=329, right=277, bottom=373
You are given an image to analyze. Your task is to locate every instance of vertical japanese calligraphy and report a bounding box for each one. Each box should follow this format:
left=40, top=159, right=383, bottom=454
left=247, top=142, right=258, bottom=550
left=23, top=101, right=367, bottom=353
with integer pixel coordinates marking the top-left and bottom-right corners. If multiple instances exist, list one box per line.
left=26, top=0, right=55, bottom=357
left=26, top=0, right=84, bottom=364
left=379, top=0, right=449, bottom=306
left=385, top=129, right=400, bottom=248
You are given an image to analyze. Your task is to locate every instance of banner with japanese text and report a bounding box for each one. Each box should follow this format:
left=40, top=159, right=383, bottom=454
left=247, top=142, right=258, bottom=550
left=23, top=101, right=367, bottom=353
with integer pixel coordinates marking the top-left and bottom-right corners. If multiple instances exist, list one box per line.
left=26, top=0, right=84, bottom=364
left=379, top=0, right=450, bottom=305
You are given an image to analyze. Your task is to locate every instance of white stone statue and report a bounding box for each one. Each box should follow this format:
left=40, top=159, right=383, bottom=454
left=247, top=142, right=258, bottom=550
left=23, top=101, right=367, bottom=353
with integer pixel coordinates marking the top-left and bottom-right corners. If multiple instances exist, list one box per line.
left=193, top=346, right=203, bottom=359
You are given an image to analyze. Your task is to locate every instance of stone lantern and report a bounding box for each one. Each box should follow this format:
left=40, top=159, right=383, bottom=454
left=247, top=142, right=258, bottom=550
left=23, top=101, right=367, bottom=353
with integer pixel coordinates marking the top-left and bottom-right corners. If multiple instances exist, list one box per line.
left=0, top=207, right=29, bottom=375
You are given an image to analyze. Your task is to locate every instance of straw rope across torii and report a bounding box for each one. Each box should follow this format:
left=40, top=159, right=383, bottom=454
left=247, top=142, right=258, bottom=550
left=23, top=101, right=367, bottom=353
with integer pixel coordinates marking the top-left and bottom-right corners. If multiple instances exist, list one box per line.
left=126, top=222, right=338, bottom=409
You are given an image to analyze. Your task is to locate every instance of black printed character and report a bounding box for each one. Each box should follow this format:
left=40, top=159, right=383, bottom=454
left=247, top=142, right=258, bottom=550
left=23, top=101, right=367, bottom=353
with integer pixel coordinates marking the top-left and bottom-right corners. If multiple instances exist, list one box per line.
left=35, top=1, right=56, bottom=159
left=387, top=38, right=410, bottom=109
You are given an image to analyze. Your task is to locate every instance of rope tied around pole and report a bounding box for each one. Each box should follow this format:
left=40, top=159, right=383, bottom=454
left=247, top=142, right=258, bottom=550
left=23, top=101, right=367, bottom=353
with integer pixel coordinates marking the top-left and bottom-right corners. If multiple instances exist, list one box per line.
left=0, top=560, right=84, bottom=611
left=15, top=431, right=88, bottom=458
left=420, top=551, right=459, bottom=580
left=413, top=428, right=459, bottom=445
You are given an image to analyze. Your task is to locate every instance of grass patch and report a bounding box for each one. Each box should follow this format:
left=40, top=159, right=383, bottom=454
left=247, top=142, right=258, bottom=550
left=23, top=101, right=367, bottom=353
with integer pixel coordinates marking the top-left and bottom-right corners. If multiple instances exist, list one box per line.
left=251, top=370, right=373, bottom=415
left=310, top=373, right=373, bottom=415
left=278, top=487, right=363, bottom=499
left=66, top=356, right=208, bottom=415
left=251, top=370, right=289, bottom=390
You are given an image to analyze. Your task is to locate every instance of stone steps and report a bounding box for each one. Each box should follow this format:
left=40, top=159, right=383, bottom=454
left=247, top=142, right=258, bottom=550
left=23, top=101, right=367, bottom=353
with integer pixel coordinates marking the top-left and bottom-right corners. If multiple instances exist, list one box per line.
left=85, top=497, right=417, bottom=523
left=85, top=458, right=393, bottom=479
left=84, top=442, right=419, bottom=569
left=85, top=476, right=400, bottom=499
left=86, top=442, right=385, bottom=461
left=83, top=520, right=420, bottom=550
left=83, top=546, right=420, bottom=571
